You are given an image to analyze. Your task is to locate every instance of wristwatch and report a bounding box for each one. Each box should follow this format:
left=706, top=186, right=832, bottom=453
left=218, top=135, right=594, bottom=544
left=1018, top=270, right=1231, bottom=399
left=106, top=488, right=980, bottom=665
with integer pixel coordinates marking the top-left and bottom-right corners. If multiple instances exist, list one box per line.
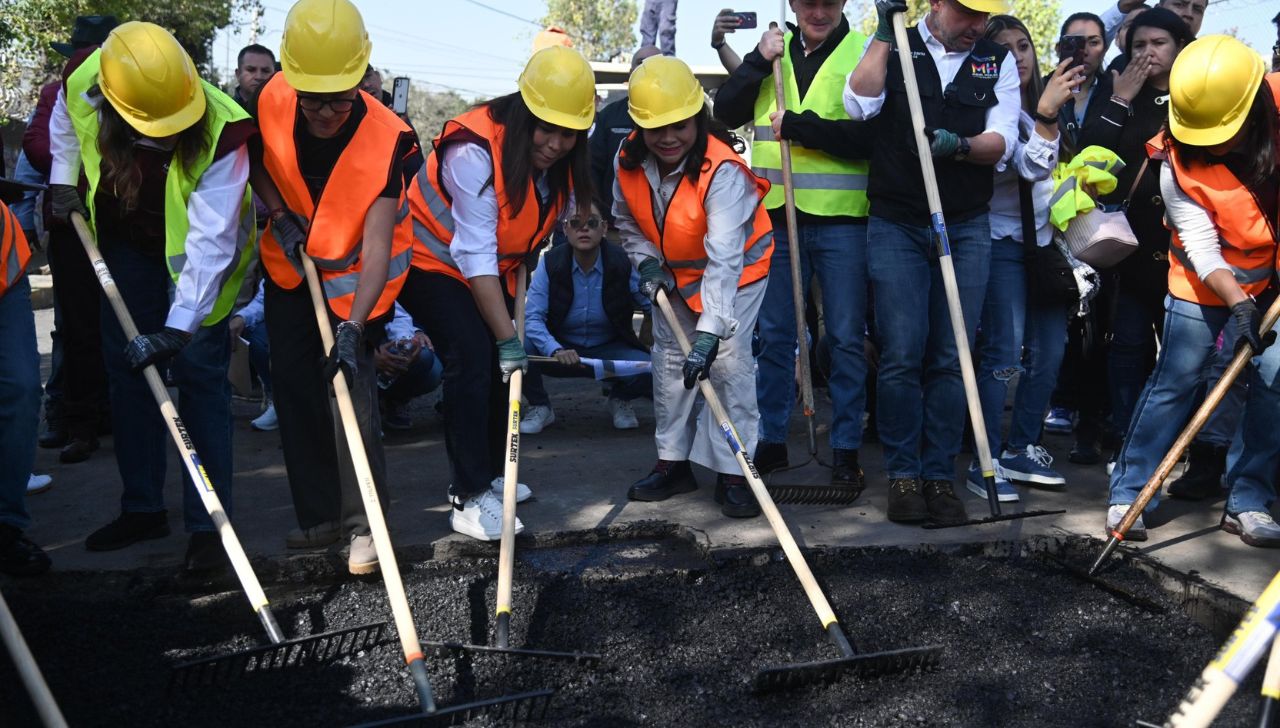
left=953, top=136, right=971, bottom=162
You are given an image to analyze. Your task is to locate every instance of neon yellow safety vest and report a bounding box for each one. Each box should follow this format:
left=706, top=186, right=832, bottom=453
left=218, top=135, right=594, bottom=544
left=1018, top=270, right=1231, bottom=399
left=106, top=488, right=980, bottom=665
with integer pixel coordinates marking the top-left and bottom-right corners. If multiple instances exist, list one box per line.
left=751, top=29, right=870, bottom=217
left=65, top=49, right=256, bottom=327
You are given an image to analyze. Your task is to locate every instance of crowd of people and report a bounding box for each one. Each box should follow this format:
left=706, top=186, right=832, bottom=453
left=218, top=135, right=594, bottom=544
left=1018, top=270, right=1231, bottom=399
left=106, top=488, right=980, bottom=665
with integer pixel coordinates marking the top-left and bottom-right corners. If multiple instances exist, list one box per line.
left=1, top=0, right=1277, bottom=581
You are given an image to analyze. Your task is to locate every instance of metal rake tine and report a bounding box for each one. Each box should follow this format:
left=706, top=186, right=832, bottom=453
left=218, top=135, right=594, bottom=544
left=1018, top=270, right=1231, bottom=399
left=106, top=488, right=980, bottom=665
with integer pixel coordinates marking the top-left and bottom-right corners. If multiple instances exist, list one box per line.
left=349, top=689, right=556, bottom=727
left=766, top=484, right=860, bottom=505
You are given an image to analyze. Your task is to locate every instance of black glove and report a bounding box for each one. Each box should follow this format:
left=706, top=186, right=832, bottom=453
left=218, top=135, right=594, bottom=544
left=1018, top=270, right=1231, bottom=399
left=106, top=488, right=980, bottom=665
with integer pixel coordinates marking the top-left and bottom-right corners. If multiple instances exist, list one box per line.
left=324, top=320, right=364, bottom=382
left=638, top=257, right=667, bottom=301
left=124, top=327, right=191, bottom=373
left=270, top=209, right=309, bottom=261
left=50, top=183, right=86, bottom=224
left=874, top=0, right=908, bottom=42
left=682, top=332, right=720, bottom=389
left=1231, top=299, right=1276, bottom=356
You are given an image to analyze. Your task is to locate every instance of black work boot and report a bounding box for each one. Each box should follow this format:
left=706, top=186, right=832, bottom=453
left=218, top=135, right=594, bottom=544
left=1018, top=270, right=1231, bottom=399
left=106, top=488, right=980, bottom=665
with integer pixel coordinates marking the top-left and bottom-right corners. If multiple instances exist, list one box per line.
left=184, top=531, right=229, bottom=574
left=627, top=460, right=697, bottom=502
left=752, top=441, right=789, bottom=474
left=923, top=479, right=969, bottom=526
left=59, top=435, right=99, bottom=464
left=715, top=474, right=760, bottom=518
left=830, top=448, right=865, bottom=497
left=38, top=402, right=68, bottom=449
left=85, top=511, right=170, bottom=551
left=0, top=525, right=51, bottom=577
left=886, top=478, right=929, bottom=523
left=1167, top=441, right=1227, bottom=501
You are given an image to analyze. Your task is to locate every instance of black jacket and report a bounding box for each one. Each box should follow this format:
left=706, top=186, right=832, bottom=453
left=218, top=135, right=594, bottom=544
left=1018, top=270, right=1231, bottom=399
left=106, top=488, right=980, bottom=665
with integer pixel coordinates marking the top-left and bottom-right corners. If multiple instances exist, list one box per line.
left=589, top=97, right=634, bottom=224
left=544, top=241, right=646, bottom=352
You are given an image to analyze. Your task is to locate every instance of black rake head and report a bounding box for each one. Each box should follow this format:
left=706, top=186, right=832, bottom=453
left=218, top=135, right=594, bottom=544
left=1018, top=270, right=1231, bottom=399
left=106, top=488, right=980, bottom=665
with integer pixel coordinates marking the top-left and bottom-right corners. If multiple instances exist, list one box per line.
left=351, top=688, right=555, bottom=727
left=169, top=621, right=392, bottom=691
left=765, top=484, right=861, bottom=506
left=420, top=640, right=602, bottom=667
left=921, top=509, right=1066, bottom=530
left=752, top=644, right=943, bottom=694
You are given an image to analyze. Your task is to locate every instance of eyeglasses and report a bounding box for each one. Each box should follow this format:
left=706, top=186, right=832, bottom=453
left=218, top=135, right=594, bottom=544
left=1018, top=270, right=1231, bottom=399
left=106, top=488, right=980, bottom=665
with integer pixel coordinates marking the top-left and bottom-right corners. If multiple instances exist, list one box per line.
left=566, top=216, right=601, bottom=230
left=297, top=95, right=355, bottom=113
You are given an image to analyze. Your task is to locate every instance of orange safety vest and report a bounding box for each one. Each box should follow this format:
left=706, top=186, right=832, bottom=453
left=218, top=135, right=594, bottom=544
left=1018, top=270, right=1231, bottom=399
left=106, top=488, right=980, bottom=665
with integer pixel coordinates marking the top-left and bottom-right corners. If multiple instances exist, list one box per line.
left=407, top=106, right=563, bottom=295
left=1153, top=73, right=1280, bottom=306
left=257, top=74, right=414, bottom=320
left=0, top=203, right=32, bottom=299
left=615, top=133, right=774, bottom=312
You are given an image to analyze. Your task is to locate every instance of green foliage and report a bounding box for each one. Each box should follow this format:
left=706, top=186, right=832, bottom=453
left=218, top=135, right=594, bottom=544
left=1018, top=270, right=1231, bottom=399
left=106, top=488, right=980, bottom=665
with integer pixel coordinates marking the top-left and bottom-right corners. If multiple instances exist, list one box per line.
left=541, top=0, right=639, bottom=63
left=404, top=84, right=472, bottom=141
left=853, top=0, right=1064, bottom=64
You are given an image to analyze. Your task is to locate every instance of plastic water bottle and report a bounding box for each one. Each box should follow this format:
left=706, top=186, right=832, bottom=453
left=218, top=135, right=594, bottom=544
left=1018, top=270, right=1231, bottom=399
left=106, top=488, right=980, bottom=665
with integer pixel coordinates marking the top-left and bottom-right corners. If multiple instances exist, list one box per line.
left=377, top=338, right=415, bottom=390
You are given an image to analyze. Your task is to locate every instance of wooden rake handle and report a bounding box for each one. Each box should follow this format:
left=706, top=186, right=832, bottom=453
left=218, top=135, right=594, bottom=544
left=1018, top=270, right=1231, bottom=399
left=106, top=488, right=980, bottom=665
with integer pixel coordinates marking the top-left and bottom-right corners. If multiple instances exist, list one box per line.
left=0, top=590, right=68, bottom=728
left=495, top=265, right=528, bottom=647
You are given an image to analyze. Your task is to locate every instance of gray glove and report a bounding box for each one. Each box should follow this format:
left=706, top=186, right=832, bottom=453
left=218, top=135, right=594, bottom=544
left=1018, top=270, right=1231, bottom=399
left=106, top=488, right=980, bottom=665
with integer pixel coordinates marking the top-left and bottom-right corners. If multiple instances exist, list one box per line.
left=50, top=183, right=86, bottom=224
left=325, top=320, right=363, bottom=382
left=682, top=332, right=720, bottom=389
left=638, top=257, right=666, bottom=301
left=270, top=209, right=308, bottom=261
left=124, top=327, right=191, bottom=373
left=926, top=128, right=962, bottom=158
left=874, top=0, right=908, bottom=43
left=496, top=335, right=528, bottom=383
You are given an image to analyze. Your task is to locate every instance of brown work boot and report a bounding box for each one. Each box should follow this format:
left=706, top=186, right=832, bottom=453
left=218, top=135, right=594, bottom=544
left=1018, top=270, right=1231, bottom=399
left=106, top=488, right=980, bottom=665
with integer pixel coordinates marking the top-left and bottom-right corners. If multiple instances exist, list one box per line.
left=886, top=477, right=928, bottom=523
left=923, top=479, right=969, bottom=526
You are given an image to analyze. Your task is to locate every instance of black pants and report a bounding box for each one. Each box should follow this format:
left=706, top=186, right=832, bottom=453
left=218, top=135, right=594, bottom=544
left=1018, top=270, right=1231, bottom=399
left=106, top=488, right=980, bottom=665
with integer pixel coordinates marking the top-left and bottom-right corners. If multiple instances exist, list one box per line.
left=398, top=269, right=505, bottom=499
left=1052, top=275, right=1116, bottom=445
left=46, top=223, right=107, bottom=439
left=264, top=278, right=386, bottom=535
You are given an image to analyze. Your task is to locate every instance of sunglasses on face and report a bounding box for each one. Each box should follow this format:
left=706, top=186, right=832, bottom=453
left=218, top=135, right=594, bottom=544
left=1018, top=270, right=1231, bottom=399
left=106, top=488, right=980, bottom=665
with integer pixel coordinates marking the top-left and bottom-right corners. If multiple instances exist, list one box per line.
left=566, top=216, right=602, bottom=230
left=297, top=95, right=355, bottom=113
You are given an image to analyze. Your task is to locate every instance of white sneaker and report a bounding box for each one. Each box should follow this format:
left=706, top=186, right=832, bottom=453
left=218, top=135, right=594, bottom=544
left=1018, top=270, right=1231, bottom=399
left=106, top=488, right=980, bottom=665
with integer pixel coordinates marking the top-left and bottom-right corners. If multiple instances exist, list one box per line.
left=1106, top=504, right=1147, bottom=541
left=26, top=473, right=52, bottom=495
left=450, top=490, right=524, bottom=541
left=1222, top=511, right=1280, bottom=548
left=347, top=534, right=379, bottom=575
left=490, top=476, right=532, bottom=503
left=519, top=405, right=555, bottom=434
left=608, top=397, right=639, bottom=430
left=251, top=401, right=279, bottom=431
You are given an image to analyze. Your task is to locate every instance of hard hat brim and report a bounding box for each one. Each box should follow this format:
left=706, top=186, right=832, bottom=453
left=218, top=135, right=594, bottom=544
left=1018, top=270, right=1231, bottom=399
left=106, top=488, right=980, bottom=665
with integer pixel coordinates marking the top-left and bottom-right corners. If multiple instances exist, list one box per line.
left=520, top=87, right=594, bottom=131
left=955, top=0, right=1010, bottom=13
left=103, top=80, right=207, bottom=138
left=282, top=64, right=366, bottom=95
left=1169, top=113, right=1247, bottom=147
left=629, top=99, right=704, bottom=129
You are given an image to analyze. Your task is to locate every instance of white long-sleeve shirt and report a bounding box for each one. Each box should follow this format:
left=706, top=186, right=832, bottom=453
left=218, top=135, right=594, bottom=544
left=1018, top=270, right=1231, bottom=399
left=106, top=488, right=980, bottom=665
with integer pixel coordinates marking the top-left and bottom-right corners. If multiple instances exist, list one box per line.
left=612, top=154, right=759, bottom=339
left=438, top=141, right=551, bottom=280
left=49, top=87, right=249, bottom=333
left=1161, top=163, right=1232, bottom=283
left=990, top=111, right=1060, bottom=246
left=843, top=17, right=1021, bottom=166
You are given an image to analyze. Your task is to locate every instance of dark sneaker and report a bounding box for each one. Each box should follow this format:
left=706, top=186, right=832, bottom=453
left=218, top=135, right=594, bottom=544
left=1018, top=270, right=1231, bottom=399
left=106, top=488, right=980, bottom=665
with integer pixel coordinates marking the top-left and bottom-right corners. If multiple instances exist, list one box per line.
left=830, top=448, right=865, bottom=498
left=184, top=531, right=229, bottom=574
left=38, top=425, right=68, bottom=449
left=85, top=511, right=170, bottom=551
left=1167, top=442, right=1227, bottom=501
left=715, top=474, right=760, bottom=518
left=1069, top=439, right=1101, bottom=465
left=627, top=460, right=697, bottom=502
left=752, top=441, right=789, bottom=474
left=58, top=437, right=99, bottom=464
left=0, top=525, right=51, bottom=576
left=886, top=478, right=929, bottom=523
left=923, top=480, right=969, bottom=526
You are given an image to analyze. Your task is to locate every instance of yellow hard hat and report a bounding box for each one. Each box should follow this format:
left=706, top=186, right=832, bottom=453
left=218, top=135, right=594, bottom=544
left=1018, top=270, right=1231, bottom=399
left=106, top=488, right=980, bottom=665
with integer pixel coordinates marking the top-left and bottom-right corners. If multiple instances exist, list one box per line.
left=280, top=0, right=373, bottom=93
left=517, top=46, right=596, bottom=131
left=627, top=56, right=704, bottom=129
left=99, top=22, right=206, bottom=138
left=956, top=0, right=1010, bottom=13
left=1169, top=35, right=1266, bottom=147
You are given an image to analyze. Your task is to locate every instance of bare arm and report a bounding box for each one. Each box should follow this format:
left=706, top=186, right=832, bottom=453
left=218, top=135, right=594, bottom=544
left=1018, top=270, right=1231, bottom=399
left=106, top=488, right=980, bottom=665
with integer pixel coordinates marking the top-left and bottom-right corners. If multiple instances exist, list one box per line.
left=848, top=37, right=891, bottom=100
left=1202, top=270, right=1249, bottom=308
left=965, top=133, right=1007, bottom=166
left=348, top=197, right=394, bottom=325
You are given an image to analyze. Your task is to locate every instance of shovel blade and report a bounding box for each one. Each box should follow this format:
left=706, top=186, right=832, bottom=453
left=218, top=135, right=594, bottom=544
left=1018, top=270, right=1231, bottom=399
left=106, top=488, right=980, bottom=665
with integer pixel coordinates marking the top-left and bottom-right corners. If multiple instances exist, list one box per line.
left=351, top=688, right=555, bottom=727
left=752, top=644, right=943, bottom=694
left=421, top=640, right=602, bottom=667
left=170, top=621, right=392, bottom=691
left=765, top=484, right=860, bottom=505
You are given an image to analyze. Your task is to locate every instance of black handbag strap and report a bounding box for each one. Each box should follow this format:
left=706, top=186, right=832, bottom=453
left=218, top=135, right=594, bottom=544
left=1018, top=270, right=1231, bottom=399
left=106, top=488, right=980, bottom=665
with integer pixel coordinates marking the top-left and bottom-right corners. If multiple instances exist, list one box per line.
left=1019, top=178, right=1038, bottom=252
left=1119, top=156, right=1151, bottom=211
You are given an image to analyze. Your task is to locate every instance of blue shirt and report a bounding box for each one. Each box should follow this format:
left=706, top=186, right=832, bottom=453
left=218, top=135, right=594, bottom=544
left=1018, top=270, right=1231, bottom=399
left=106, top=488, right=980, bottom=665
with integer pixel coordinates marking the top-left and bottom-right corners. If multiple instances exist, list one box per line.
left=524, top=249, right=650, bottom=356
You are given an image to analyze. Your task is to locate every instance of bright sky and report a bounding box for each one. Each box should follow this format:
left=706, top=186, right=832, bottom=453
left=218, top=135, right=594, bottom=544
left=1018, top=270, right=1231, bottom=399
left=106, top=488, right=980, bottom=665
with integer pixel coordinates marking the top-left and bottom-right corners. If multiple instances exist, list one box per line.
left=213, top=0, right=1277, bottom=100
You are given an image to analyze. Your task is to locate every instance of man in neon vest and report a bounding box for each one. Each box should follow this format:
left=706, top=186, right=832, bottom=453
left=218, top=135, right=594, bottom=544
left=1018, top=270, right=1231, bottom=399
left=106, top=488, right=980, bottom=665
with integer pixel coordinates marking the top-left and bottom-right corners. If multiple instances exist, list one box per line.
left=714, top=0, right=876, bottom=496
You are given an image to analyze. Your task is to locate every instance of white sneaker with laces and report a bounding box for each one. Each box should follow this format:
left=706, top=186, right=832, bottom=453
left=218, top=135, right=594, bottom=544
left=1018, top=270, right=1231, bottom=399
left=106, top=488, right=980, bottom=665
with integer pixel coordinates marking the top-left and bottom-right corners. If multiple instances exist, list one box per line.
left=1222, top=511, right=1280, bottom=548
left=451, top=490, right=524, bottom=541
left=347, top=534, right=379, bottom=575
left=26, top=473, right=52, bottom=495
left=609, top=397, right=638, bottom=430
left=1106, top=504, right=1147, bottom=541
left=252, top=401, right=279, bottom=431
left=519, top=405, right=555, bottom=434
left=490, top=476, right=533, bottom=503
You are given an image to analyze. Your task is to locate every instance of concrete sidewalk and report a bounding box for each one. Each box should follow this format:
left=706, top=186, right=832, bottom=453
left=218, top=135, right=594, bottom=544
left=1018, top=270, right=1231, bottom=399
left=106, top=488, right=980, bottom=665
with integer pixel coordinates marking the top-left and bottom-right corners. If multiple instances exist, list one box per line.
left=20, top=308, right=1279, bottom=602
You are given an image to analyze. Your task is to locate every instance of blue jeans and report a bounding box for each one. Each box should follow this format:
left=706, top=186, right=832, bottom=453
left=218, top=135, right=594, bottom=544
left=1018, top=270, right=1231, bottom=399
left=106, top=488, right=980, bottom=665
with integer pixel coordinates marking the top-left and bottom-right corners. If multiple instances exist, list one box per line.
left=868, top=215, right=991, bottom=480
left=244, top=321, right=272, bottom=395
left=976, top=236, right=1025, bottom=454
left=1008, top=299, right=1070, bottom=449
left=1109, top=296, right=1248, bottom=510
left=756, top=222, right=869, bottom=451
left=383, top=347, right=444, bottom=404
left=0, top=278, right=40, bottom=531
left=1195, top=335, right=1247, bottom=448
left=99, top=242, right=233, bottom=533
left=1224, top=327, right=1280, bottom=514
left=523, top=338, right=652, bottom=407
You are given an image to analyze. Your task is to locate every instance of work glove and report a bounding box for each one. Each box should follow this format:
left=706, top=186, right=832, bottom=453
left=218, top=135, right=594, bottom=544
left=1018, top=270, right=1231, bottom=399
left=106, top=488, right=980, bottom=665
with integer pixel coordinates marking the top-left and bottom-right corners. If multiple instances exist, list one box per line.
left=324, top=320, right=364, bottom=382
left=50, top=183, right=87, bottom=224
left=270, top=209, right=309, bottom=261
left=682, top=331, right=721, bottom=389
left=637, top=257, right=667, bottom=301
left=925, top=128, right=962, bottom=158
left=124, top=327, right=191, bottom=373
left=1230, top=299, right=1276, bottom=356
left=495, top=335, right=528, bottom=383
left=874, top=0, right=908, bottom=43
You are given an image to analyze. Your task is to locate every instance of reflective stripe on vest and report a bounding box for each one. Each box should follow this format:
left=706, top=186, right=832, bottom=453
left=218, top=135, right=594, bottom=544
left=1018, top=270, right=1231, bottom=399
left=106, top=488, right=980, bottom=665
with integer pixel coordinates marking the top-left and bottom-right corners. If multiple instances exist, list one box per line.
left=65, top=50, right=255, bottom=327
left=750, top=28, right=869, bottom=217
left=0, top=205, right=32, bottom=297
left=256, top=73, right=415, bottom=319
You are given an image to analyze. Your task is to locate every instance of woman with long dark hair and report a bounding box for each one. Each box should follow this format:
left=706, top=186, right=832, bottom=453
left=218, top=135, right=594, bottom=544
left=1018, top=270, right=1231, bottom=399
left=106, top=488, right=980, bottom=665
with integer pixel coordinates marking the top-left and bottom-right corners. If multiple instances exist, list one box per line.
left=403, top=46, right=595, bottom=541
left=614, top=56, right=773, bottom=519
left=1106, top=35, right=1280, bottom=548
left=47, top=22, right=256, bottom=571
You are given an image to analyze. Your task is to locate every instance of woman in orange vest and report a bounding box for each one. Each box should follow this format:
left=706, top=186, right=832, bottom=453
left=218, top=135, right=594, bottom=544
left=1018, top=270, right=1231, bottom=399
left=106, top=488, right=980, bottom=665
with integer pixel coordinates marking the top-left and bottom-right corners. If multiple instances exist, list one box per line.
left=1106, top=36, right=1280, bottom=548
left=0, top=182, right=50, bottom=576
left=401, top=46, right=595, bottom=542
left=614, top=57, right=774, bottom=519
left=248, top=0, right=418, bottom=574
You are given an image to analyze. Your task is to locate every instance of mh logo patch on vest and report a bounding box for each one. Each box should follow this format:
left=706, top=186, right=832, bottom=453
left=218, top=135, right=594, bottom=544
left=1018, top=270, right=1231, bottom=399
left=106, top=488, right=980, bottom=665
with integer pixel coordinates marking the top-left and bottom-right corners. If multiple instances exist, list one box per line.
left=970, top=56, right=999, bottom=79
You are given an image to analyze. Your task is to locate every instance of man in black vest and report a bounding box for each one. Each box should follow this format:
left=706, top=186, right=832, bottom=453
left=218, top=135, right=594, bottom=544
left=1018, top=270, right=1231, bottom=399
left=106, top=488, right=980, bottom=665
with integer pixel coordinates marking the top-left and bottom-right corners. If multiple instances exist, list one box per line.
left=520, top=198, right=652, bottom=434
left=846, top=0, right=1019, bottom=526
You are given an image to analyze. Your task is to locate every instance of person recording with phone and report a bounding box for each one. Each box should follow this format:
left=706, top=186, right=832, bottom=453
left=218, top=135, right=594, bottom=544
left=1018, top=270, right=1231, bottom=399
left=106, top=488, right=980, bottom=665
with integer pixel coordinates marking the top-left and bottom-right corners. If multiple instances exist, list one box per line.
left=710, top=9, right=754, bottom=73
left=1050, top=12, right=1111, bottom=156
